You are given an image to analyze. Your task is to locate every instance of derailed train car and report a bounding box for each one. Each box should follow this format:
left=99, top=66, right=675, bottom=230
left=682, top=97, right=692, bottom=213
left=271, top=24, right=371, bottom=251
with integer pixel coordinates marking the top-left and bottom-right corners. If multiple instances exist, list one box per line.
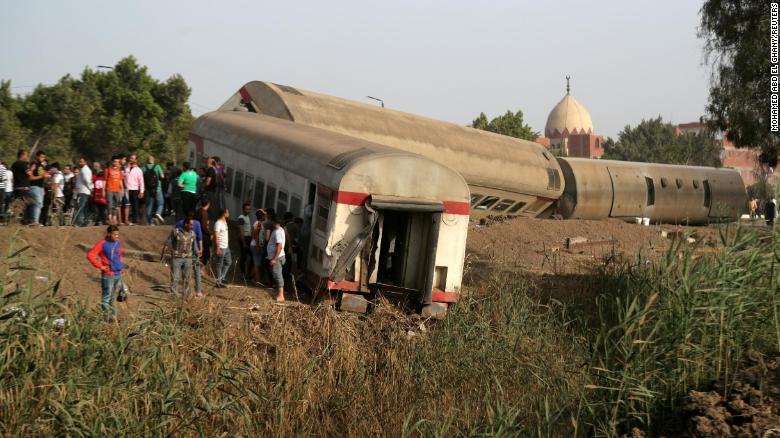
left=556, top=158, right=746, bottom=224
left=188, top=111, right=470, bottom=317
left=221, top=80, right=747, bottom=224
left=220, top=81, right=565, bottom=220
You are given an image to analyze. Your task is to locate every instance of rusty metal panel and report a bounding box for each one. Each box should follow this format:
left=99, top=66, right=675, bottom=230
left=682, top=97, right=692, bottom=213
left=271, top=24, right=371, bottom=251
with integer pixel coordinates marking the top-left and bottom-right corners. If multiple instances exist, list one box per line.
left=607, top=166, right=647, bottom=217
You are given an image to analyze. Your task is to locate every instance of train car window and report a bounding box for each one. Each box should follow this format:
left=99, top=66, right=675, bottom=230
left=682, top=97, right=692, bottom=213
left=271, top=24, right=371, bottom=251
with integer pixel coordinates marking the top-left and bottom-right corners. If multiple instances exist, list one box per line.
left=660, top=177, right=668, bottom=188
left=290, top=195, right=302, bottom=217
left=265, top=185, right=277, bottom=210
left=277, top=190, right=289, bottom=216
left=224, top=167, right=234, bottom=195
left=645, top=177, right=655, bottom=206
left=475, top=196, right=499, bottom=210
left=470, top=193, right=484, bottom=206
left=693, top=180, right=700, bottom=189
left=315, top=190, right=331, bottom=232
left=492, top=199, right=515, bottom=212
left=253, top=179, right=265, bottom=208
left=507, top=202, right=527, bottom=214
left=234, top=170, right=245, bottom=200
left=675, top=178, right=683, bottom=189
left=703, top=180, right=711, bottom=208
left=243, top=174, right=254, bottom=203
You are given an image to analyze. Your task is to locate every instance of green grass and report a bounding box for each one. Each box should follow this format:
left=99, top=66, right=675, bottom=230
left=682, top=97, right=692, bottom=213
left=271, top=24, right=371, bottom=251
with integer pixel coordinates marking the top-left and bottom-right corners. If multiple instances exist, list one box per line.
left=0, top=225, right=778, bottom=436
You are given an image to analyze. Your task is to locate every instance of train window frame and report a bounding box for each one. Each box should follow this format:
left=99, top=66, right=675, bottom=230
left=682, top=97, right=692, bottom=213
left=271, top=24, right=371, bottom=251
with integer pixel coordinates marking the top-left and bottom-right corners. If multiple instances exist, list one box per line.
left=224, top=166, right=234, bottom=195
left=703, top=180, right=711, bottom=208
left=290, top=194, right=302, bottom=217
left=243, top=173, right=254, bottom=203
left=675, top=178, right=683, bottom=189
left=645, top=177, right=656, bottom=206
left=693, top=180, right=700, bottom=189
left=470, top=193, right=484, bottom=206
left=234, top=170, right=245, bottom=200
left=660, top=177, right=668, bottom=189
left=507, top=201, right=527, bottom=214
left=475, top=196, right=500, bottom=210
left=277, top=190, right=289, bottom=216
left=253, top=178, right=265, bottom=208
left=492, top=199, right=515, bottom=212
left=265, top=184, right=277, bottom=210
left=315, top=186, right=332, bottom=233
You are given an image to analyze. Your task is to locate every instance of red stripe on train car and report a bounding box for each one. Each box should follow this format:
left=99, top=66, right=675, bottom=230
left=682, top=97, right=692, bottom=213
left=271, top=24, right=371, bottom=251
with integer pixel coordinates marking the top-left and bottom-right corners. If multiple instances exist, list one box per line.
left=331, top=190, right=470, bottom=216
left=442, top=201, right=470, bottom=215
left=332, top=191, right=370, bottom=206
left=238, top=86, right=252, bottom=103
left=431, top=290, right=460, bottom=303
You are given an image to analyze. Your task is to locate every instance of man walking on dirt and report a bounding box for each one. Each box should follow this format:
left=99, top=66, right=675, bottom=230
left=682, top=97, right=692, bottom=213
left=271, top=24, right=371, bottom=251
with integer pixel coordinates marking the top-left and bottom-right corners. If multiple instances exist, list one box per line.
left=213, top=207, right=231, bottom=288
left=124, top=154, right=144, bottom=225
left=267, top=218, right=286, bottom=302
left=177, top=162, right=198, bottom=218
left=105, top=157, right=124, bottom=225
left=176, top=215, right=205, bottom=297
left=87, top=225, right=127, bottom=319
left=73, top=157, right=93, bottom=227
left=143, top=155, right=165, bottom=225
left=165, top=217, right=197, bottom=297
left=26, top=151, right=47, bottom=226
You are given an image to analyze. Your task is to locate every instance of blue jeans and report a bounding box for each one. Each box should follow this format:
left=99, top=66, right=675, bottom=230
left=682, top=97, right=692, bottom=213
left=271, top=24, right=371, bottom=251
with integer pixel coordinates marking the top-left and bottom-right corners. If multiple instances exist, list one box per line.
left=193, top=258, right=202, bottom=292
left=73, top=193, right=90, bottom=226
left=27, top=186, right=44, bottom=224
left=170, top=257, right=192, bottom=297
left=270, top=256, right=285, bottom=288
left=145, top=189, right=164, bottom=224
left=215, top=248, right=231, bottom=284
left=101, top=274, right=122, bottom=317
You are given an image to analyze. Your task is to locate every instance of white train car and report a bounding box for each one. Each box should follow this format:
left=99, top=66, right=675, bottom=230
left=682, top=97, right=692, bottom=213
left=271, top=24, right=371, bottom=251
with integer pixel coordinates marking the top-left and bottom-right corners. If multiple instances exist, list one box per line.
left=187, top=110, right=471, bottom=317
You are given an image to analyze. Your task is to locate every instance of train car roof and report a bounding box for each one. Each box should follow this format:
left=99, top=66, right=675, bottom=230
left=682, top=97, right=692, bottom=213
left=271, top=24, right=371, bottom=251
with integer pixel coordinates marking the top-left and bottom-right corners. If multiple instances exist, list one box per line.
left=219, top=81, right=563, bottom=198
left=191, top=111, right=470, bottom=201
left=561, top=157, right=744, bottom=175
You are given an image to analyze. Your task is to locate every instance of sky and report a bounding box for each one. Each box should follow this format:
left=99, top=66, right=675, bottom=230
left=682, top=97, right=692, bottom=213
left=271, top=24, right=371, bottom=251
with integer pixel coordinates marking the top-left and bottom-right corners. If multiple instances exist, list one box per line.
left=0, top=0, right=712, bottom=139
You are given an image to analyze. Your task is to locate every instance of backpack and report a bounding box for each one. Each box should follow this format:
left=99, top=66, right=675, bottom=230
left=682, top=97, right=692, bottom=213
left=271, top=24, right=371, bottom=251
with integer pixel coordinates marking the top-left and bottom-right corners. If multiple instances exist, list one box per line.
left=144, top=165, right=159, bottom=192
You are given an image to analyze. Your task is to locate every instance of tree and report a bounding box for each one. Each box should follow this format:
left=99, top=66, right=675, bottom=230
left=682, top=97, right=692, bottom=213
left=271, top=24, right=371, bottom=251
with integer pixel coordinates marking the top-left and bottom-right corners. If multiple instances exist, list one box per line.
left=602, top=116, right=723, bottom=167
left=0, top=81, right=28, bottom=162
left=471, top=110, right=539, bottom=141
left=699, top=0, right=777, bottom=166
left=0, top=55, right=193, bottom=164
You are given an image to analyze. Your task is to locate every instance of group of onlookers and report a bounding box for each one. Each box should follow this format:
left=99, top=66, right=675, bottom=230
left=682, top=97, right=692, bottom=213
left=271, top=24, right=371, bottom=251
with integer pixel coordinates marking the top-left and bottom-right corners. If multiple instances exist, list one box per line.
left=749, top=197, right=777, bottom=226
left=0, top=148, right=232, bottom=228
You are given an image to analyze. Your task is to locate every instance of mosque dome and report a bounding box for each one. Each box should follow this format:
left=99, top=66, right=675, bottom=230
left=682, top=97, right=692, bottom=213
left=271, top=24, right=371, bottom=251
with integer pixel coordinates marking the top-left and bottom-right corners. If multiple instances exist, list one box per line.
left=544, top=94, right=593, bottom=138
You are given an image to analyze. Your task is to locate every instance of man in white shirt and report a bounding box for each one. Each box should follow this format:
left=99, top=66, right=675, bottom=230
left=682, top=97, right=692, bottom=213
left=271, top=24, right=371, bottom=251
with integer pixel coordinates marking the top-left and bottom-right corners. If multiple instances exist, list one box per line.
left=73, top=157, right=93, bottom=227
left=213, top=207, right=231, bottom=288
left=266, top=218, right=286, bottom=302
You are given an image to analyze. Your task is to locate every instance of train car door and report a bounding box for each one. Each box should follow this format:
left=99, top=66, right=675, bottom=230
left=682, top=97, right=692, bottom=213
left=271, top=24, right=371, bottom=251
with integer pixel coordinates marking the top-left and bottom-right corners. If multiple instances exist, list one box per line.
left=607, top=167, right=647, bottom=218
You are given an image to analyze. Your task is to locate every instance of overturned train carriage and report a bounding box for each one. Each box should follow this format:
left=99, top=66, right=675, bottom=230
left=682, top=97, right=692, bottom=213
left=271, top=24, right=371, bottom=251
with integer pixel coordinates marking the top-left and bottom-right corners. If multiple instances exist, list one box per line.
left=220, top=80, right=747, bottom=224
left=556, top=158, right=746, bottom=224
left=220, top=81, right=564, bottom=220
left=188, top=111, right=470, bottom=317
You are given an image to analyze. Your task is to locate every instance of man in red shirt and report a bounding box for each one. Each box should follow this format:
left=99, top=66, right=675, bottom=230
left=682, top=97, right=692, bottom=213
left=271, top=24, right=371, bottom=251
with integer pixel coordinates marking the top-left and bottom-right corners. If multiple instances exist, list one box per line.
left=87, top=225, right=126, bottom=319
left=104, top=156, right=124, bottom=225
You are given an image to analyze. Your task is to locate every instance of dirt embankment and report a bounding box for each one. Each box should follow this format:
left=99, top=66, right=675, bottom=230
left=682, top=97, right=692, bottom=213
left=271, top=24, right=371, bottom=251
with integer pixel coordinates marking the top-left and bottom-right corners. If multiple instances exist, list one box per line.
left=466, top=216, right=722, bottom=276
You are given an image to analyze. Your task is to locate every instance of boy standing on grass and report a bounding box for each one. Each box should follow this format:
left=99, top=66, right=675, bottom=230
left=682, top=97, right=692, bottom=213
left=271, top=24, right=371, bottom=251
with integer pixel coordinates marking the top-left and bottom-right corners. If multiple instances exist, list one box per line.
left=87, top=225, right=127, bottom=319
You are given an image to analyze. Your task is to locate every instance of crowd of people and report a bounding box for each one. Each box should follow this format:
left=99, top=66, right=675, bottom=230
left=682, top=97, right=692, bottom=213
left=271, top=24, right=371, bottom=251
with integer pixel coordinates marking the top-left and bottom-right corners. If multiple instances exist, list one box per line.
left=87, top=203, right=302, bottom=318
left=748, top=197, right=777, bottom=225
left=0, top=148, right=232, bottom=227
